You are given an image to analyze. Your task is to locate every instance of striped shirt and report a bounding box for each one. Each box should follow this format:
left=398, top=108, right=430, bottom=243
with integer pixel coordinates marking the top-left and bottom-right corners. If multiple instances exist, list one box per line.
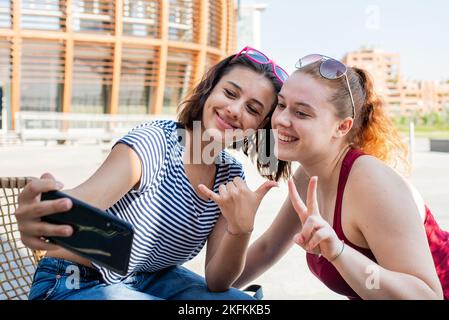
left=93, top=120, right=245, bottom=284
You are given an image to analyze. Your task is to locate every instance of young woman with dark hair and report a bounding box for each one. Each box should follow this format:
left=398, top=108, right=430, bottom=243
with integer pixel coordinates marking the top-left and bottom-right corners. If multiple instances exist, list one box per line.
left=15, top=47, right=290, bottom=300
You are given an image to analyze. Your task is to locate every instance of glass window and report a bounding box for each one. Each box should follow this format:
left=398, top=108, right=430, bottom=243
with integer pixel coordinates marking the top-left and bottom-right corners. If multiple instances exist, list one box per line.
left=119, top=46, right=159, bottom=114
left=0, top=0, right=11, bottom=28
left=168, top=0, right=198, bottom=42
left=71, top=42, right=113, bottom=114
left=207, top=0, right=222, bottom=48
left=72, top=0, right=114, bottom=34
left=164, top=49, right=196, bottom=113
left=20, top=40, right=64, bottom=112
left=122, top=0, right=160, bottom=37
left=21, top=0, right=65, bottom=31
left=0, top=38, right=11, bottom=129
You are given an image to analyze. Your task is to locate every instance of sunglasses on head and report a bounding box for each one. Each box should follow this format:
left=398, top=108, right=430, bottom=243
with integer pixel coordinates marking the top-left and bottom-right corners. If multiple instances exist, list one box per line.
left=234, top=46, right=289, bottom=84
left=295, top=54, right=356, bottom=118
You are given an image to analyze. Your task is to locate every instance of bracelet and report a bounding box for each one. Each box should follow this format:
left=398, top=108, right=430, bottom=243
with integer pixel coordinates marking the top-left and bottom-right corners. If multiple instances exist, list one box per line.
left=226, top=226, right=253, bottom=236
left=328, top=240, right=345, bottom=262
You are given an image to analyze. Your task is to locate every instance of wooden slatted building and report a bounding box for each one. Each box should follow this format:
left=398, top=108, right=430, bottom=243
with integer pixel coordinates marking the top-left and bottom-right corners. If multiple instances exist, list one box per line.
left=0, top=0, right=237, bottom=129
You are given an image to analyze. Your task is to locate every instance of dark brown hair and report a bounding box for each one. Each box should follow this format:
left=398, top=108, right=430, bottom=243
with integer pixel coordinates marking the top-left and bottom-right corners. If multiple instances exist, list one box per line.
left=298, top=62, right=409, bottom=172
left=177, top=54, right=290, bottom=181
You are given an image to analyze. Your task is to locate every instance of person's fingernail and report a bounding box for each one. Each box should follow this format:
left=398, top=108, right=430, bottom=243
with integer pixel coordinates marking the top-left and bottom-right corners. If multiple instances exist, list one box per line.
left=64, top=227, right=73, bottom=236
left=60, top=199, right=70, bottom=209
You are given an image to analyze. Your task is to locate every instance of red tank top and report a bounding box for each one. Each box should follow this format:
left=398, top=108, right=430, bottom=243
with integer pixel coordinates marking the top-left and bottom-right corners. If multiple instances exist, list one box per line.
left=306, top=148, right=449, bottom=299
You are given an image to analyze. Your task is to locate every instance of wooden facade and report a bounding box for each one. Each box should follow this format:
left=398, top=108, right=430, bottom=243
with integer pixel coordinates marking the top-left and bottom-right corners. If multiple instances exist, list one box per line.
left=0, top=0, right=236, bottom=129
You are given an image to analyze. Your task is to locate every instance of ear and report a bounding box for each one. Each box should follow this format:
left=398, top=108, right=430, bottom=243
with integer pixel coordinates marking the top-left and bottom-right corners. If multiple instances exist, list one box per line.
left=334, top=117, right=353, bottom=138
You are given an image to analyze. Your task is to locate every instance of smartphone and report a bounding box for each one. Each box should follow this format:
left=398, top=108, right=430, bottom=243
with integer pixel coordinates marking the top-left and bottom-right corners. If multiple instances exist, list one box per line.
left=41, top=190, right=134, bottom=276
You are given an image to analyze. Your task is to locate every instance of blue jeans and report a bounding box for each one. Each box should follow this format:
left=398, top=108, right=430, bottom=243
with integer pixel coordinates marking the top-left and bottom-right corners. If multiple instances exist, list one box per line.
left=28, top=257, right=255, bottom=300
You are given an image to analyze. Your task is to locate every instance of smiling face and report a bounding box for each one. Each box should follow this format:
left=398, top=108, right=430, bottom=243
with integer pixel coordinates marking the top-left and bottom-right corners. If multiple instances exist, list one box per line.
left=202, top=66, right=277, bottom=144
left=271, top=71, right=348, bottom=162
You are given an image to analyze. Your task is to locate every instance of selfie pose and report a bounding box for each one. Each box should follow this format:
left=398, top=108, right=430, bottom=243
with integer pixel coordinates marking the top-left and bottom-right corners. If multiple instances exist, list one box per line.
left=15, top=47, right=290, bottom=300
left=202, top=55, right=449, bottom=299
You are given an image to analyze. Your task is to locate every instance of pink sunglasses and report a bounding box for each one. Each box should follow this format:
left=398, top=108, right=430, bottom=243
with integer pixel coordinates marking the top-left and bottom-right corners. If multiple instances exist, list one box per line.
left=233, top=46, right=289, bottom=84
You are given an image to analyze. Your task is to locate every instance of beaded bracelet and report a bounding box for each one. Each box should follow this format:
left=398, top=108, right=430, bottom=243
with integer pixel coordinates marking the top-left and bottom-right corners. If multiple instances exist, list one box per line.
left=329, top=240, right=345, bottom=262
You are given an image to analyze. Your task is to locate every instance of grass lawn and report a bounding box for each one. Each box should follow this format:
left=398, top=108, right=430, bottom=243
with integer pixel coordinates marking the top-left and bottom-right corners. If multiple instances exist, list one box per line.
left=397, top=125, right=449, bottom=139
left=398, top=129, right=449, bottom=139
left=413, top=131, right=449, bottom=139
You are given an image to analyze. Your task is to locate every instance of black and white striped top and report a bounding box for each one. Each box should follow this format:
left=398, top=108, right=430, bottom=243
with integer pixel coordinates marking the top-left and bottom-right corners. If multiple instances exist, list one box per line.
left=93, top=120, right=245, bottom=284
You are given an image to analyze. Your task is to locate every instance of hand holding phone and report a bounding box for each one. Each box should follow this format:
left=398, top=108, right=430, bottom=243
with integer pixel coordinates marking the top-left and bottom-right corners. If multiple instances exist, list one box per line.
left=41, top=191, right=134, bottom=276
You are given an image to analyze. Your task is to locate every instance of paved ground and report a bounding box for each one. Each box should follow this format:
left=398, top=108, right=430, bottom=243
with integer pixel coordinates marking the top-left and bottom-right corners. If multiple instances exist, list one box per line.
left=1, top=138, right=448, bottom=299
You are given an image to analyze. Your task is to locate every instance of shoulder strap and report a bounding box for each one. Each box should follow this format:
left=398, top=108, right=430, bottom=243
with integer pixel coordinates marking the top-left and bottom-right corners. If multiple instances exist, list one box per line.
left=333, top=148, right=365, bottom=233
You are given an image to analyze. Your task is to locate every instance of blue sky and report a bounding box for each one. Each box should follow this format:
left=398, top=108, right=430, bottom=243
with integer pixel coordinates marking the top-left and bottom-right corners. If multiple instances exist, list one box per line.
left=247, top=0, right=449, bottom=81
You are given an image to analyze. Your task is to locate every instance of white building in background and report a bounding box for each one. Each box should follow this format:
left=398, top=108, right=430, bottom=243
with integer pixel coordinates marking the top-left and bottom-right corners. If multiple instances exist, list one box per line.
left=236, top=1, right=267, bottom=49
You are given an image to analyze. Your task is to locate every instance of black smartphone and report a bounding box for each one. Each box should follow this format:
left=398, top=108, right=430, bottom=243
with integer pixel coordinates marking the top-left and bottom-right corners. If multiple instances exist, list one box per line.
left=41, top=190, right=134, bottom=276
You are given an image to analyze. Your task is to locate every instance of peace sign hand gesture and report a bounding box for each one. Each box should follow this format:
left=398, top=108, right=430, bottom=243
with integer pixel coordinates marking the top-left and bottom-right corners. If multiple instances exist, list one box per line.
left=288, top=176, right=344, bottom=261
